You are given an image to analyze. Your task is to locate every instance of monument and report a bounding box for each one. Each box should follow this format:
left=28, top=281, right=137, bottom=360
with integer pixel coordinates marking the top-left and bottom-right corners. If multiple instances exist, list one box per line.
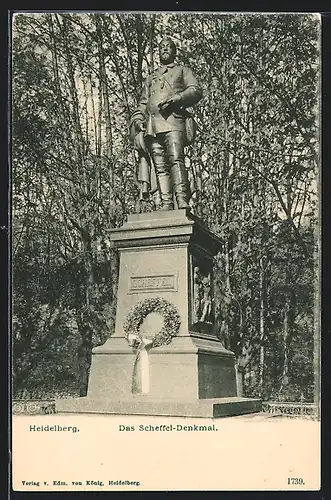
left=56, top=38, right=261, bottom=417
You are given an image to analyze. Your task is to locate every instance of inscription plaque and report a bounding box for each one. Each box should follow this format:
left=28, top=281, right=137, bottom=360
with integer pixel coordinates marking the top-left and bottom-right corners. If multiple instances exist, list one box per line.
left=128, top=274, right=177, bottom=293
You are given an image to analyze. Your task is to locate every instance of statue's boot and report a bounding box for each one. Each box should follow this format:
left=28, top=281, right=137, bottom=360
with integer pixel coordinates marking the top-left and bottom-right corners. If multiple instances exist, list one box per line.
left=171, top=162, right=190, bottom=209
left=157, top=172, right=174, bottom=210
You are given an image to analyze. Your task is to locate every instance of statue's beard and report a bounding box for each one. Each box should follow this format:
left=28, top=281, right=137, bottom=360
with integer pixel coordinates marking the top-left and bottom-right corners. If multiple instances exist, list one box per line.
left=160, top=53, right=175, bottom=65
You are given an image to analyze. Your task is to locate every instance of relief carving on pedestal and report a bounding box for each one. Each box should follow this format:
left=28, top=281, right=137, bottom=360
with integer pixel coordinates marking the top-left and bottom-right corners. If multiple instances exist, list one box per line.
left=193, top=266, right=213, bottom=324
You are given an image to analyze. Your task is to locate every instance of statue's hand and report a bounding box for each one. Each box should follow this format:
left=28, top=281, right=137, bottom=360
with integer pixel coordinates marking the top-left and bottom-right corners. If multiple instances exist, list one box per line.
left=158, top=93, right=182, bottom=111
left=135, top=119, right=146, bottom=133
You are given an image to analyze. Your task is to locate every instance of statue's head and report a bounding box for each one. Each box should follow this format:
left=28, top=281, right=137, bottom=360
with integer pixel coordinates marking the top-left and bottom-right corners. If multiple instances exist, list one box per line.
left=159, top=37, right=176, bottom=65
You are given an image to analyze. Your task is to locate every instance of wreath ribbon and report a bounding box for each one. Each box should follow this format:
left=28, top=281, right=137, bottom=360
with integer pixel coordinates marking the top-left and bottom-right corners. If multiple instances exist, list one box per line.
left=131, top=337, right=153, bottom=394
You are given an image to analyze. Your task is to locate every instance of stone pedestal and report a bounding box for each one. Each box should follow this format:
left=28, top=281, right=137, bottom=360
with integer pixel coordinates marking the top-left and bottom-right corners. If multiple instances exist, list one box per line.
left=56, top=210, right=261, bottom=417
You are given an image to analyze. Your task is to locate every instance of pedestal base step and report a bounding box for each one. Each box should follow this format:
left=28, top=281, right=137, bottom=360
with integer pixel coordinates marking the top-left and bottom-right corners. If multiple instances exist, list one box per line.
left=56, top=396, right=261, bottom=418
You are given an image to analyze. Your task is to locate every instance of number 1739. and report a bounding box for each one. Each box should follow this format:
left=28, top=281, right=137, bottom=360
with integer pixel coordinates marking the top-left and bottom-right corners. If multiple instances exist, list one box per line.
left=287, top=477, right=305, bottom=485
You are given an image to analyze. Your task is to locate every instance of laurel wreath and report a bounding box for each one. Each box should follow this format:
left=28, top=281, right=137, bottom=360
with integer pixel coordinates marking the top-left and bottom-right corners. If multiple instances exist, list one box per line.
left=123, top=297, right=181, bottom=348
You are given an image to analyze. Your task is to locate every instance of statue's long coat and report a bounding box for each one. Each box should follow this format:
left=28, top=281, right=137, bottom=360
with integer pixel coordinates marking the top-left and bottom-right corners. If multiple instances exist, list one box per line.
left=130, top=62, right=202, bottom=138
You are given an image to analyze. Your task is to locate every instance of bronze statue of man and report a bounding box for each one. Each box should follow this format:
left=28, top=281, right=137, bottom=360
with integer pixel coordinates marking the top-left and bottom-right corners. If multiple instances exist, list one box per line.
left=130, top=37, right=202, bottom=210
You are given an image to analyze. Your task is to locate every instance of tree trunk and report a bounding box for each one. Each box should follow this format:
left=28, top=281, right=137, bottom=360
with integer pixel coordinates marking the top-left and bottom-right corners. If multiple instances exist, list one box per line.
left=258, top=256, right=265, bottom=397
left=77, top=245, right=96, bottom=396
left=149, top=15, right=155, bottom=73
left=136, top=15, right=143, bottom=94
left=279, top=299, right=290, bottom=395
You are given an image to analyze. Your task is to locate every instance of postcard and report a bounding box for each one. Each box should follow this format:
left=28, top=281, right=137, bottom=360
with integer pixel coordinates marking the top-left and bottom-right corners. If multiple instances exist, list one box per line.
left=10, top=11, right=321, bottom=492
